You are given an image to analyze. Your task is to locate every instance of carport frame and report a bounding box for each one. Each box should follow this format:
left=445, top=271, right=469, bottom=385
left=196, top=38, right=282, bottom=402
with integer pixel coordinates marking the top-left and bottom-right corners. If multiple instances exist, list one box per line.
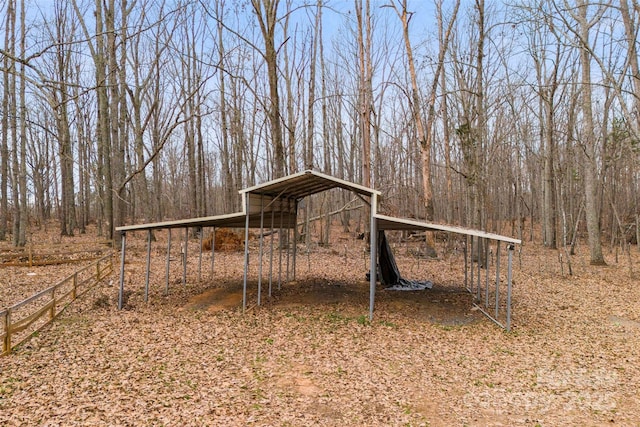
left=115, top=170, right=521, bottom=330
left=374, top=214, right=521, bottom=330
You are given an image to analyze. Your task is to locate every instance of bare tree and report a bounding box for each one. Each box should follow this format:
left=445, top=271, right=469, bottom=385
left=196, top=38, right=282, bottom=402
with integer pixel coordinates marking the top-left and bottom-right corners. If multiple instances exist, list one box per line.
left=94, top=0, right=112, bottom=239
left=450, top=0, right=486, bottom=230
left=72, top=84, right=91, bottom=233
left=568, top=0, right=607, bottom=264
left=45, top=1, right=77, bottom=236
left=0, top=0, right=12, bottom=241
left=15, top=0, right=27, bottom=245
left=520, top=2, right=564, bottom=248
left=5, top=0, right=22, bottom=246
left=251, top=0, right=286, bottom=178
left=388, top=0, right=459, bottom=221
left=619, top=0, right=640, bottom=135
left=305, top=1, right=321, bottom=171
left=281, top=2, right=297, bottom=174
left=70, top=0, right=111, bottom=237
left=2, top=0, right=639, bottom=258
left=216, top=1, right=236, bottom=212
left=355, top=0, right=373, bottom=188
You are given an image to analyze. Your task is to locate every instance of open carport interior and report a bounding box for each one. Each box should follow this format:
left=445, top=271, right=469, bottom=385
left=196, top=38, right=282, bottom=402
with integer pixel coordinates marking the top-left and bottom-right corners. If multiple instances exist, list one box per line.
left=116, top=170, right=521, bottom=330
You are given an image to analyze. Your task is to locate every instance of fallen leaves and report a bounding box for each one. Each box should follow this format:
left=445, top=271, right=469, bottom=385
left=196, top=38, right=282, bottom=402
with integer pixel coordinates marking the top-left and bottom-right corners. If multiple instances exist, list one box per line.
left=1, top=228, right=639, bottom=426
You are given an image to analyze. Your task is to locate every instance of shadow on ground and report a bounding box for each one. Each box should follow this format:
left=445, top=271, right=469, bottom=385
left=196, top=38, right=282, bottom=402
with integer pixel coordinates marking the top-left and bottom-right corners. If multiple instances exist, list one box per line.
left=183, top=279, right=482, bottom=326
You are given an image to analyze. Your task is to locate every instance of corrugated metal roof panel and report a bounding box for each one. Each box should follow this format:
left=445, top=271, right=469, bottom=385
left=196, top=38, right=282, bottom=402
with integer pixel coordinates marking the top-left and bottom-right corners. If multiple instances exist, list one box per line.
left=116, top=211, right=299, bottom=232
left=375, top=214, right=521, bottom=244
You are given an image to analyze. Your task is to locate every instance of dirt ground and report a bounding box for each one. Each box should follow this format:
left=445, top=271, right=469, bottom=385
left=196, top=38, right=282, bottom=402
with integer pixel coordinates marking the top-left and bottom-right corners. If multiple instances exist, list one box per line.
left=1, top=225, right=639, bottom=426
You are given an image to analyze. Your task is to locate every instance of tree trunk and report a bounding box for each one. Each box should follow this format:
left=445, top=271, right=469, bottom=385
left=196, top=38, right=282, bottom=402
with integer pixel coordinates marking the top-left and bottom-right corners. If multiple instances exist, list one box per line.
left=576, top=1, right=606, bottom=265
left=113, top=0, right=128, bottom=243
left=355, top=0, right=372, bottom=188
left=216, top=3, right=235, bottom=213
left=7, top=0, right=21, bottom=246
left=283, top=11, right=296, bottom=174
left=16, top=0, right=27, bottom=245
left=95, top=0, right=112, bottom=238
left=0, top=0, right=13, bottom=241
left=619, top=0, right=640, bottom=135
left=53, top=6, right=76, bottom=237
left=252, top=0, right=285, bottom=178
left=76, top=96, right=88, bottom=233
left=305, top=1, right=321, bottom=171
left=474, top=0, right=485, bottom=231
left=439, top=10, right=454, bottom=224
left=319, top=1, right=330, bottom=175
left=542, top=94, right=557, bottom=249
left=393, top=0, right=458, bottom=221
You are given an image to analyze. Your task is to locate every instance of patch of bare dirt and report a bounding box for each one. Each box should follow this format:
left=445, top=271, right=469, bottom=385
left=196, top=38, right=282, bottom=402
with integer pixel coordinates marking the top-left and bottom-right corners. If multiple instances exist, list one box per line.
left=183, top=284, right=244, bottom=313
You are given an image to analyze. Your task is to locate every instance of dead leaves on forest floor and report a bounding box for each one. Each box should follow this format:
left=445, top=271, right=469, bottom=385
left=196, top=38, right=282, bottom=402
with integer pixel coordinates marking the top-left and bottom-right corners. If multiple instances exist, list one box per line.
left=1, top=229, right=640, bottom=426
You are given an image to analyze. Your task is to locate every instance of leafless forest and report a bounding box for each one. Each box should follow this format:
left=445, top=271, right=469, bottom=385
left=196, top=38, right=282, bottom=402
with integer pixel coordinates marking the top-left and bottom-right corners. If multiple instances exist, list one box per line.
left=2, top=2, right=640, bottom=425
left=1, top=0, right=639, bottom=262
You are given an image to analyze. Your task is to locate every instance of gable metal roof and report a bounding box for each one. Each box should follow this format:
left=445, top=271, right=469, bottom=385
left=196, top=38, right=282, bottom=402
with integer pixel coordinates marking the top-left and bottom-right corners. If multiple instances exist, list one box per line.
left=240, top=169, right=380, bottom=200
left=116, top=170, right=520, bottom=246
left=116, top=212, right=244, bottom=232
left=116, top=170, right=377, bottom=232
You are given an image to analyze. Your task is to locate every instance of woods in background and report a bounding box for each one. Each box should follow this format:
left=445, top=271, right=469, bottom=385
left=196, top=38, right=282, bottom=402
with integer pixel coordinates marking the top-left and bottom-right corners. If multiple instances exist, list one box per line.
left=0, top=0, right=639, bottom=265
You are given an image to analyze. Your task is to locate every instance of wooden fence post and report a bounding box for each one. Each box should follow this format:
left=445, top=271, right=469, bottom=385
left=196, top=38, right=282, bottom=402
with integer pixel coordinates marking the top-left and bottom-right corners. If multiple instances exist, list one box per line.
left=50, top=288, right=56, bottom=320
left=0, top=252, right=116, bottom=357
left=5, top=309, right=11, bottom=354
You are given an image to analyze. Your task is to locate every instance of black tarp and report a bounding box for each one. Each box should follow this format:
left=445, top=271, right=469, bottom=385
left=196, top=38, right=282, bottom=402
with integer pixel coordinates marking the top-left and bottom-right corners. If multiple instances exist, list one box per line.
left=376, top=231, right=433, bottom=291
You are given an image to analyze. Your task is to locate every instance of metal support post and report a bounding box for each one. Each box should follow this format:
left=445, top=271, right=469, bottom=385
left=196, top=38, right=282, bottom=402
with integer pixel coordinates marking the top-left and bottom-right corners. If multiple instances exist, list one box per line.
left=198, top=227, right=203, bottom=282
left=476, top=237, right=482, bottom=302
left=507, top=244, right=514, bottom=331
left=495, top=243, right=501, bottom=319
left=165, top=229, right=171, bottom=295
left=469, top=237, right=474, bottom=295
left=182, top=227, right=188, bottom=286
left=269, top=207, right=275, bottom=297
left=242, top=193, right=250, bottom=313
left=257, top=195, right=265, bottom=306
left=118, top=232, right=127, bottom=310
left=210, top=227, right=215, bottom=278
left=286, top=200, right=291, bottom=283
left=464, top=235, right=469, bottom=291
left=145, top=230, right=152, bottom=302
left=485, top=239, right=490, bottom=308
left=292, top=200, right=298, bottom=281
left=278, top=202, right=284, bottom=290
left=369, top=195, right=378, bottom=321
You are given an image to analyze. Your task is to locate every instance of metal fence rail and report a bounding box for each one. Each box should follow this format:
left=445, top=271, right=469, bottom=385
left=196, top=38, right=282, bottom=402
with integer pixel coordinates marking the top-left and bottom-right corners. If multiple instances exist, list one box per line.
left=1, top=253, right=113, bottom=356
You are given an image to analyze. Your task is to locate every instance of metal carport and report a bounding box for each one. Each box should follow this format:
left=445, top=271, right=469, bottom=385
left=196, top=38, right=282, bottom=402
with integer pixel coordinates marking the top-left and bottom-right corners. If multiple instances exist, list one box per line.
left=115, top=170, right=521, bottom=330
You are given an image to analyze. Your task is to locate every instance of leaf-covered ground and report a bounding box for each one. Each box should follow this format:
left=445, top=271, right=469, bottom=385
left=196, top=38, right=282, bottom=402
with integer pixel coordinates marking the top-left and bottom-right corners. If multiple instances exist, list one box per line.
left=1, top=227, right=639, bottom=426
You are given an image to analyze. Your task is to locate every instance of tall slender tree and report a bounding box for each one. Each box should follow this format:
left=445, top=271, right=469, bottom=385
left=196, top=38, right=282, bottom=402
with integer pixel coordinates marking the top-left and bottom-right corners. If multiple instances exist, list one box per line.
left=355, top=0, right=372, bottom=188
left=0, top=0, right=13, bottom=241
left=571, top=0, right=607, bottom=264
left=389, top=0, right=459, bottom=221
left=252, top=0, right=286, bottom=178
